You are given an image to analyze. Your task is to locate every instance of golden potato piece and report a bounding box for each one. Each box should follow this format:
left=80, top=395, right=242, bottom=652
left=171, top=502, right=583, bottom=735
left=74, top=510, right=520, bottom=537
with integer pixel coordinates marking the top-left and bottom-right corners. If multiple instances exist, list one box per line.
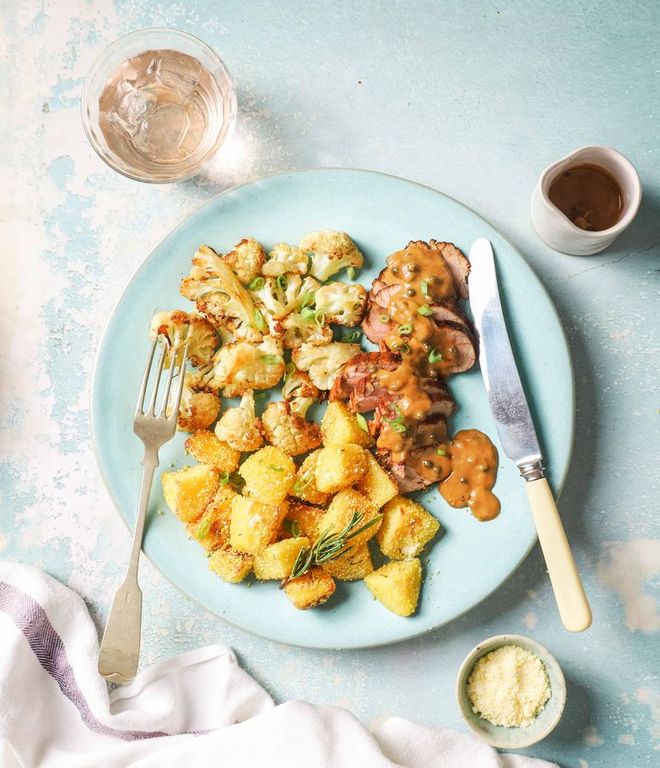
left=209, top=548, right=253, bottom=583
left=314, top=444, right=368, bottom=493
left=377, top=496, right=440, bottom=559
left=254, top=537, right=310, bottom=580
left=283, top=567, right=336, bottom=609
left=321, top=401, right=373, bottom=448
left=318, top=489, right=381, bottom=546
left=238, top=446, right=295, bottom=505
left=184, top=430, right=241, bottom=473
left=162, top=464, right=219, bottom=524
left=230, top=495, right=289, bottom=554
left=188, top=485, right=237, bottom=552
left=355, top=452, right=398, bottom=509
left=283, top=501, right=325, bottom=542
left=364, top=558, right=422, bottom=617
left=290, top=452, right=330, bottom=506
left=322, top=543, right=373, bottom=581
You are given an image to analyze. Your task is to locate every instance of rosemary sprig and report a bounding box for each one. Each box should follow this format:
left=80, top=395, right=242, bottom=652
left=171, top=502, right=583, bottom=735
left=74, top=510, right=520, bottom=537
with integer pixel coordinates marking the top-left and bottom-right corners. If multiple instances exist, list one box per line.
left=282, top=511, right=383, bottom=586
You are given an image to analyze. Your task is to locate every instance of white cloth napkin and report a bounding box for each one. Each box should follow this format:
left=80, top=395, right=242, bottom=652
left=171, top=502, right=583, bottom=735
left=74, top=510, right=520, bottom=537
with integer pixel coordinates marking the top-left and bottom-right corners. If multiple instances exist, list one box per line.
left=0, top=561, right=558, bottom=768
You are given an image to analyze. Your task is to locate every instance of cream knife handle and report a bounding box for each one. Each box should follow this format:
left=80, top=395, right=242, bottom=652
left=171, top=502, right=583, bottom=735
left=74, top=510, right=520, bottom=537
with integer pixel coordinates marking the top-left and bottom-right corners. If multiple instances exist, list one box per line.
left=525, top=478, right=592, bottom=632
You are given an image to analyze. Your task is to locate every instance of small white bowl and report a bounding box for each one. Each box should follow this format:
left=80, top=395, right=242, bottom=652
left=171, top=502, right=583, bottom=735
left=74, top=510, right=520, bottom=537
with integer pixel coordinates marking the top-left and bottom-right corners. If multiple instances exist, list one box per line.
left=530, top=145, right=641, bottom=255
left=455, top=634, right=566, bottom=749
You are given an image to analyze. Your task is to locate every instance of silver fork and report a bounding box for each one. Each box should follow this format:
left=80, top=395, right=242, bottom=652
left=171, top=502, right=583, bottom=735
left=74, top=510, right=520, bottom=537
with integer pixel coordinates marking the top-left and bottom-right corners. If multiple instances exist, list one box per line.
left=98, top=336, right=188, bottom=684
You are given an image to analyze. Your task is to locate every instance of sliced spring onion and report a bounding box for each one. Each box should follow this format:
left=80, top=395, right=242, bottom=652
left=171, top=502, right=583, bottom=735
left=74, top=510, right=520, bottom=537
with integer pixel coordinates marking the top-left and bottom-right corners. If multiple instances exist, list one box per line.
left=397, top=323, right=413, bottom=335
left=355, top=413, right=369, bottom=432
left=276, top=274, right=288, bottom=289
left=253, top=308, right=267, bottom=332
left=261, top=354, right=280, bottom=364
left=219, top=472, right=230, bottom=486
left=417, top=305, right=432, bottom=316
left=436, top=447, right=447, bottom=456
left=196, top=517, right=212, bottom=539
left=248, top=276, right=265, bottom=290
left=347, top=266, right=357, bottom=280
left=301, top=306, right=317, bottom=322
left=390, top=422, right=407, bottom=433
left=379, top=313, right=390, bottom=323
left=428, top=348, right=443, bottom=363
left=420, top=280, right=429, bottom=297
left=300, top=291, right=315, bottom=308
left=342, top=330, right=361, bottom=343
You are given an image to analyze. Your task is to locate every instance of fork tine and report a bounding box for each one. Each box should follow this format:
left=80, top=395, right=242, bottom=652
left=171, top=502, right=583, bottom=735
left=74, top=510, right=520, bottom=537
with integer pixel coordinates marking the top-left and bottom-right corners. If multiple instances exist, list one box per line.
left=159, top=342, right=183, bottom=418
left=136, top=338, right=159, bottom=416
left=166, top=343, right=189, bottom=424
left=147, top=339, right=168, bottom=415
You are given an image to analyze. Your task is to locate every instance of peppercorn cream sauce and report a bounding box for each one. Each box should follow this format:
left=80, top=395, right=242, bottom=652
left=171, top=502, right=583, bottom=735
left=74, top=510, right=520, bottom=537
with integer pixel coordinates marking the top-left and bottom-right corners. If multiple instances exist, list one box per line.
left=439, top=430, right=500, bottom=521
left=371, top=242, right=500, bottom=516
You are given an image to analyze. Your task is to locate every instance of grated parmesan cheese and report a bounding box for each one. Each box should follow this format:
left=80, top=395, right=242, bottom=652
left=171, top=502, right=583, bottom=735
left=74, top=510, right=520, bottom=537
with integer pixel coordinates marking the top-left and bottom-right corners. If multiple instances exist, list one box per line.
left=466, top=644, right=550, bottom=727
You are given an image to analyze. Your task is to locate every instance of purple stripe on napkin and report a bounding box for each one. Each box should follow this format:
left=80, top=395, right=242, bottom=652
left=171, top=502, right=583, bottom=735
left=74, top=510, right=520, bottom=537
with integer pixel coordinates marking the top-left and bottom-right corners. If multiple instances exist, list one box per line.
left=0, top=581, right=169, bottom=741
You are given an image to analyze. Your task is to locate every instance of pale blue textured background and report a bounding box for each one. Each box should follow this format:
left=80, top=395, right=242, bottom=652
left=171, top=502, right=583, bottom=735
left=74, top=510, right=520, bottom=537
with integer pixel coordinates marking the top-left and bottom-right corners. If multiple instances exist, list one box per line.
left=1, top=2, right=659, bottom=766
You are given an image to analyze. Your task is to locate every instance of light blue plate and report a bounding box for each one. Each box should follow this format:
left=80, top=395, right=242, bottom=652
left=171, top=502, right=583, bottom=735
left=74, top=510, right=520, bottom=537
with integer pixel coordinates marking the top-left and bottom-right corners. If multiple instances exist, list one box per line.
left=91, top=169, right=574, bottom=649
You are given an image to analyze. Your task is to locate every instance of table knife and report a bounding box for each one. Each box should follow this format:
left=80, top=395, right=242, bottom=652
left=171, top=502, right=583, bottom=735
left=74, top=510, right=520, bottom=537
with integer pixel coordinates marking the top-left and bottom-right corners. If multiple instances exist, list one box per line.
left=468, top=238, right=592, bottom=632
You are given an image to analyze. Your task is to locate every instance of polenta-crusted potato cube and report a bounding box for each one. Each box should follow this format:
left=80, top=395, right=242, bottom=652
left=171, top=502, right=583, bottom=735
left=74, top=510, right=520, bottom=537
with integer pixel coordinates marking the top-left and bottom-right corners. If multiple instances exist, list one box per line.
left=314, top=444, right=368, bottom=493
left=184, top=430, right=241, bottom=473
left=283, top=501, right=325, bottom=542
left=377, top=496, right=440, bottom=559
left=162, top=464, right=219, bottom=524
left=364, top=558, right=422, bottom=617
left=290, top=452, right=330, bottom=506
left=188, top=485, right=237, bottom=552
left=322, top=543, right=373, bottom=581
left=238, top=446, right=295, bottom=505
left=230, top=495, right=288, bottom=554
left=321, top=401, right=373, bottom=448
left=355, top=452, right=398, bottom=509
left=319, top=489, right=381, bottom=546
left=283, top=567, right=336, bottom=609
left=254, top=537, right=310, bottom=580
left=209, top=548, right=253, bottom=583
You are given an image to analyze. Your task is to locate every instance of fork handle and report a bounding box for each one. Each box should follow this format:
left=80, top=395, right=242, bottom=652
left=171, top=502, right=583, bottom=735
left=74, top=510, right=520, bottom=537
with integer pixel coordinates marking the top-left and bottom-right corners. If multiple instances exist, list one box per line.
left=98, top=450, right=159, bottom=683
left=526, top=477, right=592, bottom=632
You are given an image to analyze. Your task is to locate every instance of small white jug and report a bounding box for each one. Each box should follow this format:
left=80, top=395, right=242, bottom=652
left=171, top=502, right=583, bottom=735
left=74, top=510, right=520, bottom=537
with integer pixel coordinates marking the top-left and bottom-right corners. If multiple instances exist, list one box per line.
left=530, top=146, right=641, bottom=256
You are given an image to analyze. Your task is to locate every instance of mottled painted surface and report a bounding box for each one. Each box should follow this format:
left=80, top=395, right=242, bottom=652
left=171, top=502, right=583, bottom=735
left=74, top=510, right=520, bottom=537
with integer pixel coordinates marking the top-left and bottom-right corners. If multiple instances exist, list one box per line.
left=1, top=2, right=659, bottom=766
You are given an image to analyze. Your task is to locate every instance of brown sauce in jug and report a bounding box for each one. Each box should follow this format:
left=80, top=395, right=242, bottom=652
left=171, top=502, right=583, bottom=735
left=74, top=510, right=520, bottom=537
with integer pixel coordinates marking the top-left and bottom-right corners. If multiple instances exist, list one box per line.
left=548, top=163, right=622, bottom=231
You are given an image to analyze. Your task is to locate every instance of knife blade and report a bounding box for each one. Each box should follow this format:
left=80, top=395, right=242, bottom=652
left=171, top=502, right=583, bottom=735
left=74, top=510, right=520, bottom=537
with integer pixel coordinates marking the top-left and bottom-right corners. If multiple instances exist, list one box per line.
left=468, top=237, right=592, bottom=632
left=468, top=238, right=544, bottom=478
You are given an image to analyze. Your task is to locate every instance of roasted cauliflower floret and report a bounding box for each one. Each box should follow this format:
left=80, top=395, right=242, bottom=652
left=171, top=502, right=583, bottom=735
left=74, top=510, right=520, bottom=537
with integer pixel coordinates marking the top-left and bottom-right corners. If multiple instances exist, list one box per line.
left=292, top=341, right=361, bottom=390
left=149, top=310, right=219, bottom=367
left=174, top=372, right=221, bottom=432
left=282, top=312, right=333, bottom=349
left=180, top=246, right=260, bottom=340
left=262, top=401, right=322, bottom=456
left=205, top=336, right=285, bottom=396
left=251, top=275, right=320, bottom=322
left=222, top=237, right=265, bottom=284
left=214, top=391, right=264, bottom=452
left=299, top=230, right=364, bottom=282
left=262, top=372, right=321, bottom=455
left=282, top=369, right=321, bottom=408
left=262, top=242, right=308, bottom=276
left=313, top=283, right=367, bottom=326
